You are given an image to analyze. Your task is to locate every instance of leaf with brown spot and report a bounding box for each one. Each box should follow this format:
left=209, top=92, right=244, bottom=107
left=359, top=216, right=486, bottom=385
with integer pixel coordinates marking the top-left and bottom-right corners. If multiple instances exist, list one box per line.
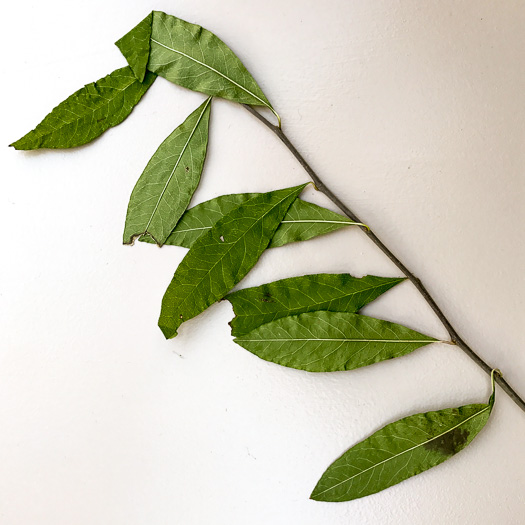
left=423, top=427, right=470, bottom=456
left=311, top=374, right=496, bottom=501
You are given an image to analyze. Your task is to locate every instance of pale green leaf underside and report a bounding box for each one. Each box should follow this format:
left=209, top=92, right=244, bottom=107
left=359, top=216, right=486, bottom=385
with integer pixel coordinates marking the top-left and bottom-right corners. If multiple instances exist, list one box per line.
left=117, top=11, right=274, bottom=112
left=234, top=311, right=436, bottom=372
left=139, top=192, right=357, bottom=249
left=123, top=97, right=211, bottom=246
left=10, top=67, right=156, bottom=150
left=227, top=274, right=406, bottom=337
left=311, top=394, right=494, bottom=501
left=158, top=184, right=307, bottom=338
left=273, top=198, right=356, bottom=247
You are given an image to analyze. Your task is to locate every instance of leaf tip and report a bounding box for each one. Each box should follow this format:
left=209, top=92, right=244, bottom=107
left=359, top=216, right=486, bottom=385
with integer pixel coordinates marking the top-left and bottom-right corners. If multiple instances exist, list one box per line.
left=309, top=484, right=326, bottom=502
left=9, top=138, right=25, bottom=150
left=158, top=322, right=177, bottom=340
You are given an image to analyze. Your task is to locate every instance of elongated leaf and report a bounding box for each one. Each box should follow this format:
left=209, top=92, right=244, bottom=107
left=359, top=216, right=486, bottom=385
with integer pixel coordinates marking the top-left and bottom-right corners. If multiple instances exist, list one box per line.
left=227, top=274, right=406, bottom=337
left=234, top=311, right=436, bottom=372
left=311, top=378, right=496, bottom=501
left=10, top=67, right=156, bottom=150
left=139, top=193, right=357, bottom=248
left=158, top=184, right=307, bottom=338
left=117, top=11, right=277, bottom=118
left=270, top=199, right=357, bottom=248
left=123, top=97, right=212, bottom=246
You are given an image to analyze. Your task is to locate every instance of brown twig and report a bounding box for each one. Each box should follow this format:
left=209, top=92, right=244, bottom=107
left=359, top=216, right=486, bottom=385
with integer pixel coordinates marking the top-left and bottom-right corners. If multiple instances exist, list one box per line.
left=243, top=103, right=525, bottom=413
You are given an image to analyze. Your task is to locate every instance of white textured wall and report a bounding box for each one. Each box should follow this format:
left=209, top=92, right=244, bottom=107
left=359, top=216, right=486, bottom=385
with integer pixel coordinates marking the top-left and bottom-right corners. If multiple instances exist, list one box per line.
left=2, top=1, right=524, bottom=523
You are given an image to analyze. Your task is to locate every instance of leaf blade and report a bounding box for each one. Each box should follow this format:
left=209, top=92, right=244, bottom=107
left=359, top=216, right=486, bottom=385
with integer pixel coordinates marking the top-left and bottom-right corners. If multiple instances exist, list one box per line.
left=268, top=199, right=355, bottom=248
left=10, top=67, right=156, bottom=150
left=158, top=184, right=307, bottom=338
left=123, top=97, right=212, bottom=246
left=115, top=12, right=153, bottom=82
left=139, top=193, right=357, bottom=248
left=118, top=11, right=274, bottom=112
left=234, top=311, right=436, bottom=372
left=140, top=192, right=256, bottom=247
left=227, top=274, right=406, bottom=337
left=311, top=392, right=494, bottom=502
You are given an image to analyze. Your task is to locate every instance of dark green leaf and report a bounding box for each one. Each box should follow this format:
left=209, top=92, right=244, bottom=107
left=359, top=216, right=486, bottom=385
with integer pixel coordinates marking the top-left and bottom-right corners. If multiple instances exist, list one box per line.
left=234, top=311, right=436, bottom=372
left=158, top=184, right=307, bottom=338
left=227, top=274, right=405, bottom=337
left=115, top=12, right=153, bottom=82
left=139, top=192, right=357, bottom=248
left=117, top=11, right=277, bottom=120
left=311, top=378, right=496, bottom=501
left=123, top=97, right=212, bottom=246
left=10, top=67, right=156, bottom=150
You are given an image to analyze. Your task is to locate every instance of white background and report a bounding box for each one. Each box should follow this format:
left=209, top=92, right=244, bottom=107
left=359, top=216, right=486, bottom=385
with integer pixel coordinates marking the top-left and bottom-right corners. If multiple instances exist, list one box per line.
left=2, top=1, right=524, bottom=523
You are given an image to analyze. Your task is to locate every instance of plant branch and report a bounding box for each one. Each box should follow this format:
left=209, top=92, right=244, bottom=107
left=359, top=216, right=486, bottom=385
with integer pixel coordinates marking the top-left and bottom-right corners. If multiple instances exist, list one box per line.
left=243, top=104, right=525, bottom=413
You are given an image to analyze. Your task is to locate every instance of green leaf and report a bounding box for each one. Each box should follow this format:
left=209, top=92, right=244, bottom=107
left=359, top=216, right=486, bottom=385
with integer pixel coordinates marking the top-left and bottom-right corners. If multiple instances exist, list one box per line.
left=117, top=11, right=277, bottom=120
left=269, top=199, right=357, bottom=248
left=227, top=274, right=406, bottom=337
left=311, top=376, right=496, bottom=501
left=158, top=184, right=307, bottom=339
left=10, top=67, right=156, bottom=150
left=115, top=12, right=153, bottom=82
left=123, top=97, right=212, bottom=246
left=140, top=192, right=255, bottom=247
left=234, top=311, right=436, bottom=372
left=139, top=192, right=357, bottom=249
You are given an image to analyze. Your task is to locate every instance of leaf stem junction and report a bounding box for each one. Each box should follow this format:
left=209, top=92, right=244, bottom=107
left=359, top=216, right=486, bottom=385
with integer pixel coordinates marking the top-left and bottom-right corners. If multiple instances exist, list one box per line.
left=243, top=104, right=525, bottom=414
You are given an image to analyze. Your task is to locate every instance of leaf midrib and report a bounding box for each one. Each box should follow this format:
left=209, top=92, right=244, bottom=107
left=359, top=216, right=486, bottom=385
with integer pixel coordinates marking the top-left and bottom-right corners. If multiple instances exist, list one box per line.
left=172, top=218, right=351, bottom=235
left=280, top=219, right=351, bottom=225
left=150, top=38, right=270, bottom=109
left=143, top=97, right=211, bottom=238
left=238, top=338, right=432, bottom=343
left=313, top=404, right=490, bottom=498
